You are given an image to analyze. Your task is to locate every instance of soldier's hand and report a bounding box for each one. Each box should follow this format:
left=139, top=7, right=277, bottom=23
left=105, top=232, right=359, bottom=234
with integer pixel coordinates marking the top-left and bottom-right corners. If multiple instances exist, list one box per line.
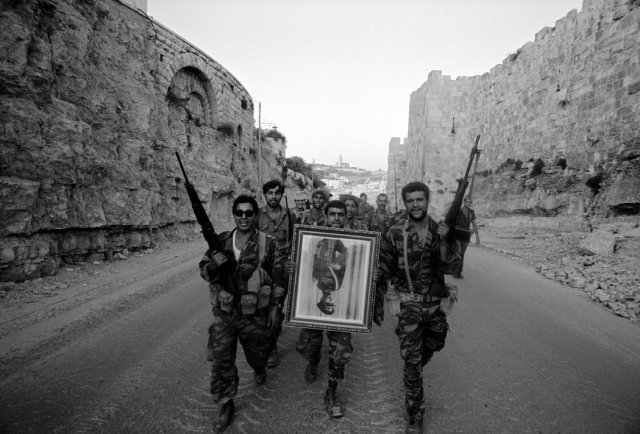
left=437, top=223, right=450, bottom=238
left=285, top=260, right=296, bottom=275
left=267, top=305, right=279, bottom=329
left=373, top=312, right=383, bottom=326
left=209, top=251, right=228, bottom=268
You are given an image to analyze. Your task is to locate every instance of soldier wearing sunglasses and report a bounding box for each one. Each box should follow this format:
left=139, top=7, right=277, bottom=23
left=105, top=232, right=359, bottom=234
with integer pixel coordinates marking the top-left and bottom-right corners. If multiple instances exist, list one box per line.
left=199, top=195, right=287, bottom=433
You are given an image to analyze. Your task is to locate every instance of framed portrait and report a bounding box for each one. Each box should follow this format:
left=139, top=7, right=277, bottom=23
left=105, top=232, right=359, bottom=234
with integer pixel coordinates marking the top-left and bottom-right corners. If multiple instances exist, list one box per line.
left=284, top=225, right=380, bottom=333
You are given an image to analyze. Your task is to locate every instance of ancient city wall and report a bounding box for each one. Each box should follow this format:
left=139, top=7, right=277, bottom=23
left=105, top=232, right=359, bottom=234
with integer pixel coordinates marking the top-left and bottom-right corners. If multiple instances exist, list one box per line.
left=0, top=0, right=282, bottom=281
left=392, top=0, right=640, bottom=218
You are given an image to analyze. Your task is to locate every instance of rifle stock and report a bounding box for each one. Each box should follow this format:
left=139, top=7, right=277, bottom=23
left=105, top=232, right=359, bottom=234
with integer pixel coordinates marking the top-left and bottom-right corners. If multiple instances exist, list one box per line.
left=445, top=135, right=480, bottom=242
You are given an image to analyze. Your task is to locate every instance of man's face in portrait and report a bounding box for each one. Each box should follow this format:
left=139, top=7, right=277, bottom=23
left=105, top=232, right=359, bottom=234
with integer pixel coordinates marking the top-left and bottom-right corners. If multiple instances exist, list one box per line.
left=265, top=187, right=283, bottom=209
left=312, top=193, right=325, bottom=210
left=404, top=191, right=428, bottom=222
left=233, top=202, right=257, bottom=232
left=326, top=207, right=346, bottom=228
left=376, top=194, right=388, bottom=211
left=344, top=200, right=358, bottom=219
left=317, top=292, right=335, bottom=315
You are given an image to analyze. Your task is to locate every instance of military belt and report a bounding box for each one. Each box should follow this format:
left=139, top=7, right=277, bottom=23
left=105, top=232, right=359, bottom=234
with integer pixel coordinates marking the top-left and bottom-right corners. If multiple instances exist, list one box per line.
left=398, top=292, right=440, bottom=303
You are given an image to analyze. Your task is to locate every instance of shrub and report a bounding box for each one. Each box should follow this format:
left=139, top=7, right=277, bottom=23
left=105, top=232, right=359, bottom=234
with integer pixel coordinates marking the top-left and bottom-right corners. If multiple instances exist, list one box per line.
left=217, top=123, right=234, bottom=136
left=555, top=158, right=567, bottom=170
left=585, top=173, right=603, bottom=194
left=530, top=158, right=545, bottom=177
left=264, top=129, right=287, bottom=144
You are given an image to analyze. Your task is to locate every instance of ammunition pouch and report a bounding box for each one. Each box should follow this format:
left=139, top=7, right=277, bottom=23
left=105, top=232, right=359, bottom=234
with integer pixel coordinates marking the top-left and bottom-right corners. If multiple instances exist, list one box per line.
left=218, top=289, right=234, bottom=313
left=257, top=285, right=272, bottom=309
left=241, top=293, right=258, bottom=315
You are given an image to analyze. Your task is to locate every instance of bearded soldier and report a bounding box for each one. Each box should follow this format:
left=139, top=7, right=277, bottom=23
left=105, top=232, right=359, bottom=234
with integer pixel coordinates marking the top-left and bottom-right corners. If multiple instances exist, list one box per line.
left=376, top=182, right=460, bottom=433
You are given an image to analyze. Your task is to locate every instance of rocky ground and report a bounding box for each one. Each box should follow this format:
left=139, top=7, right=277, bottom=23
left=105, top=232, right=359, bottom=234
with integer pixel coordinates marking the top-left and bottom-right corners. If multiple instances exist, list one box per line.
left=1, top=221, right=639, bottom=329
left=480, top=220, right=640, bottom=324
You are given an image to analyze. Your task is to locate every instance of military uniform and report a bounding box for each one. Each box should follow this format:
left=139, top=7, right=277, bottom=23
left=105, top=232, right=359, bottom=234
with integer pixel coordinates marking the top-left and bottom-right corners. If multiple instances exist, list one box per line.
left=344, top=216, right=367, bottom=230
left=199, top=229, right=286, bottom=404
left=454, top=205, right=477, bottom=276
left=377, top=217, right=460, bottom=419
left=300, top=208, right=326, bottom=227
left=355, top=200, right=374, bottom=221
left=365, top=208, right=393, bottom=236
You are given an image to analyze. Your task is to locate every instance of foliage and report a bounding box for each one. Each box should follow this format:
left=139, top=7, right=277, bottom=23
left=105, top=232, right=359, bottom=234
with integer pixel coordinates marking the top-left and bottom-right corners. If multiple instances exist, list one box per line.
left=312, top=175, right=326, bottom=189
left=264, top=128, right=287, bottom=144
left=555, top=158, right=567, bottom=170
left=477, top=169, right=492, bottom=177
left=496, top=158, right=523, bottom=173
left=530, top=158, right=545, bottom=177
left=286, top=156, right=313, bottom=179
left=585, top=172, right=603, bottom=194
left=217, top=122, right=235, bottom=136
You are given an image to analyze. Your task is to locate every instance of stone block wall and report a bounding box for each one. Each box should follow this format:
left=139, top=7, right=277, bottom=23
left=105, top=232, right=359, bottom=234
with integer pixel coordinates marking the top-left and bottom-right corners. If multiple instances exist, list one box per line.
left=0, top=0, right=283, bottom=281
left=396, top=0, right=640, bottom=217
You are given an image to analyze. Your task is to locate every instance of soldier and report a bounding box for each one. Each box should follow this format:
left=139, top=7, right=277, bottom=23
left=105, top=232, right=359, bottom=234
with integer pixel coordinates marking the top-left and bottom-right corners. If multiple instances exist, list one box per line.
left=292, top=191, right=308, bottom=223
left=452, top=196, right=480, bottom=279
left=300, top=189, right=330, bottom=226
left=199, top=195, right=287, bottom=433
left=355, top=192, right=374, bottom=221
left=287, top=200, right=354, bottom=418
left=339, top=194, right=367, bottom=230
left=376, top=182, right=460, bottom=433
left=257, top=179, right=295, bottom=368
left=365, top=192, right=394, bottom=236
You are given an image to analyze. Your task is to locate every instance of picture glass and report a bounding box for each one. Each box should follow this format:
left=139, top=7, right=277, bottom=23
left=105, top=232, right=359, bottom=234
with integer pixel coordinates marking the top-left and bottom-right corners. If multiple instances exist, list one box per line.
left=285, top=225, right=380, bottom=333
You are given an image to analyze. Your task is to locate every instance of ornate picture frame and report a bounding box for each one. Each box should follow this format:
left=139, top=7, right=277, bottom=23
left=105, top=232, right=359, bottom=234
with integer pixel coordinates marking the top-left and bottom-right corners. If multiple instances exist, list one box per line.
left=284, top=225, right=380, bottom=333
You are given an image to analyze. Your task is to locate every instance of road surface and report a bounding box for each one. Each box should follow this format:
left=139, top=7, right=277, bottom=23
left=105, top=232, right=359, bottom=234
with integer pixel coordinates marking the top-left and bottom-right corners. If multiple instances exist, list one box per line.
left=1, top=241, right=639, bottom=433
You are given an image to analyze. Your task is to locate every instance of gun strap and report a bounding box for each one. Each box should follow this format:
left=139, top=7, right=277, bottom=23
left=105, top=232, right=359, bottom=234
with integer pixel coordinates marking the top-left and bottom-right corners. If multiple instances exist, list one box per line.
left=402, top=219, right=415, bottom=296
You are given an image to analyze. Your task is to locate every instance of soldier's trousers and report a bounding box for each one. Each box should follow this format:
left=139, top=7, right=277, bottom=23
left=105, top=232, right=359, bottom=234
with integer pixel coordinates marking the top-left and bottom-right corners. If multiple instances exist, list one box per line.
left=297, top=328, right=353, bottom=383
left=455, top=240, right=469, bottom=274
left=395, top=301, right=448, bottom=416
left=209, top=308, right=276, bottom=403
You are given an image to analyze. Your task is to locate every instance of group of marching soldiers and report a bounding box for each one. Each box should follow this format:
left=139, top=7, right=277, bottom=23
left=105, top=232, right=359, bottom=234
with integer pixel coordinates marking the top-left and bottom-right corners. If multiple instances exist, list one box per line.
left=199, top=179, right=479, bottom=433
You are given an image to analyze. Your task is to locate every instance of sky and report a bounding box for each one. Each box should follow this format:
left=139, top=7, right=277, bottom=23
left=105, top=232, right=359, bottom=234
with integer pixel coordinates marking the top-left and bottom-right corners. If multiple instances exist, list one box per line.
left=147, top=0, right=584, bottom=171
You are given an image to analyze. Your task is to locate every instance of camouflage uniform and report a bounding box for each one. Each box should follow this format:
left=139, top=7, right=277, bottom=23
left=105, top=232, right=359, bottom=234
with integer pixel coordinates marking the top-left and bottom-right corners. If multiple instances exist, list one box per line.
left=297, top=235, right=352, bottom=385
left=355, top=201, right=374, bottom=221
left=300, top=208, right=326, bottom=227
left=454, top=205, right=477, bottom=276
left=365, top=208, right=394, bottom=236
left=377, top=217, right=460, bottom=418
left=344, top=216, right=367, bottom=230
left=199, top=229, right=286, bottom=404
left=257, top=205, right=294, bottom=340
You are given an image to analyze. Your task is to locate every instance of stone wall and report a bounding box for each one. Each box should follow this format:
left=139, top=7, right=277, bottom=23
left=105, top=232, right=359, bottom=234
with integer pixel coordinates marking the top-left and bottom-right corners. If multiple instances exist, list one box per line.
left=393, top=0, right=640, bottom=219
left=0, top=0, right=284, bottom=281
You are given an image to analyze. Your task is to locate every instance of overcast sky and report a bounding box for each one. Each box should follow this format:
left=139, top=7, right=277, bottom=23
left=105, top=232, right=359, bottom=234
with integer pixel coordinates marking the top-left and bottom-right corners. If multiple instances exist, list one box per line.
left=147, top=0, right=584, bottom=171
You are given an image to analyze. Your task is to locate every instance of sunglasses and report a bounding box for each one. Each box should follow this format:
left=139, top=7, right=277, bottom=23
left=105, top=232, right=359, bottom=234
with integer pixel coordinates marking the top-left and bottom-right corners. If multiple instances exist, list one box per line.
left=233, top=209, right=255, bottom=218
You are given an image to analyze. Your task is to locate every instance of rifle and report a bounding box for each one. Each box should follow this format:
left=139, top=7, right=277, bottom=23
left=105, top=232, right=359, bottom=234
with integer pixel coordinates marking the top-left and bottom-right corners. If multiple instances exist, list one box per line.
left=444, top=135, right=480, bottom=242
left=175, top=152, right=237, bottom=290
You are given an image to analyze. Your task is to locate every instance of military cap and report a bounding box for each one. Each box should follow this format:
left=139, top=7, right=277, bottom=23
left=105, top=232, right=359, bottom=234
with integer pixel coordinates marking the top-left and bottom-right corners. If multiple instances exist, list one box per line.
left=339, top=194, right=361, bottom=205
left=310, top=189, right=330, bottom=201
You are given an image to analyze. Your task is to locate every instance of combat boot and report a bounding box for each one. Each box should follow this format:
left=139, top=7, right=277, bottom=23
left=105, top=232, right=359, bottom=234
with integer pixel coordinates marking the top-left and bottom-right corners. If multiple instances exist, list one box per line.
left=324, top=380, right=343, bottom=418
left=304, top=362, right=318, bottom=383
left=215, top=399, right=235, bottom=433
left=266, top=345, right=280, bottom=368
left=405, top=412, right=424, bottom=434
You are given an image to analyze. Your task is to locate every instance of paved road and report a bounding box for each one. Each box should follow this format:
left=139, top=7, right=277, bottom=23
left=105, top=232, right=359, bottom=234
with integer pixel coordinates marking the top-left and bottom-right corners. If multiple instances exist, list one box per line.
left=1, top=244, right=639, bottom=433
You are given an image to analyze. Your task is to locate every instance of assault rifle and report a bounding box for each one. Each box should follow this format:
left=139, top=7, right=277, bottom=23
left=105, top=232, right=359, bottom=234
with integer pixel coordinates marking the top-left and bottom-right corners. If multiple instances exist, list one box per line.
left=175, top=152, right=236, bottom=291
left=444, top=135, right=480, bottom=242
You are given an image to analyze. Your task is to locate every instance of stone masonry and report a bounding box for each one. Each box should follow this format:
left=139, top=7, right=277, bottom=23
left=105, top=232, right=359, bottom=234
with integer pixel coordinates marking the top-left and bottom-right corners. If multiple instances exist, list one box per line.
left=0, top=0, right=284, bottom=281
left=389, top=0, right=640, bottom=218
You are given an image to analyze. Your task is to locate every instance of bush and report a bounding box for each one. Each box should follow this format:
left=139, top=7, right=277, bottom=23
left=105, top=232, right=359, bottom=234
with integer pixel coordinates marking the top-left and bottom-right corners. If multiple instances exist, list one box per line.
left=585, top=173, right=603, bottom=194
left=555, top=158, right=567, bottom=170
left=217, top=123, right=234, bottom=136
left=264, top=129, right=287, bottom=144
left=286, top=156, right=313, bottom=179
left=497, top=158, right=523, bottom=173
left=530, top=158, right=545, bottom=177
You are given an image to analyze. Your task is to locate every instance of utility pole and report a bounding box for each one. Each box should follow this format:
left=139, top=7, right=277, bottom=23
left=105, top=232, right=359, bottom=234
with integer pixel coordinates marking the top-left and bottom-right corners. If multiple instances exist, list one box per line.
left=257, top=102, right=262, bottom=194
left=393, top=154, right=398, bottom=212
